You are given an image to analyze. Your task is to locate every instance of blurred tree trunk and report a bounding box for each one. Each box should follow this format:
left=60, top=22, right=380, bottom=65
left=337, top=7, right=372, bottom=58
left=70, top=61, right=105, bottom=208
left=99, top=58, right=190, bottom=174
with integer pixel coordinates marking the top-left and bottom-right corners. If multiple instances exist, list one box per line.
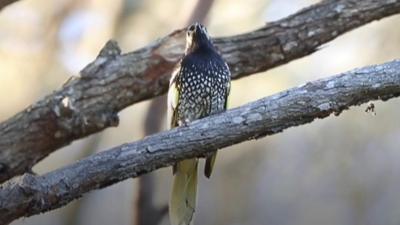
left=0, top=0, right=19, bottom=10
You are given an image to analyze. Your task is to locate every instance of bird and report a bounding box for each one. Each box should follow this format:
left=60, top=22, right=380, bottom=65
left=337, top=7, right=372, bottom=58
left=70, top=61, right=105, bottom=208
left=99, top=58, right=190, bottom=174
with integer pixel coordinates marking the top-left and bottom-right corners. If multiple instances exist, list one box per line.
left=168, top=22, right=231, bottom=225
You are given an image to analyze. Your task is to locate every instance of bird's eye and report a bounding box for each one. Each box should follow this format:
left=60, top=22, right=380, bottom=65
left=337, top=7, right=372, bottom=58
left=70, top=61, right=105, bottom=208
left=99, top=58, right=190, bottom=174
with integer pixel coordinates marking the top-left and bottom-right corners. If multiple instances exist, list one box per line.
left=188, top=25, right=196, bottom=32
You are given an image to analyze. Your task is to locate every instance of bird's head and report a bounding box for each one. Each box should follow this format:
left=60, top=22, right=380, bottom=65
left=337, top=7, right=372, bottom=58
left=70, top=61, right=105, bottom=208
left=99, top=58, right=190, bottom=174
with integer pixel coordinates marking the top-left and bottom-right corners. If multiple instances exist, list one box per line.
left=185, top=22, right=213, bottom=53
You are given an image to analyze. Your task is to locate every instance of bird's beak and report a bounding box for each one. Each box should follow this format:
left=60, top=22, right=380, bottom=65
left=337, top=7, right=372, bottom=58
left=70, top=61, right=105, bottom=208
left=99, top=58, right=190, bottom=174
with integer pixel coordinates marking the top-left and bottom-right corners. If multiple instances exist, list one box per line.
left=193, top=23, right=201, bottom=34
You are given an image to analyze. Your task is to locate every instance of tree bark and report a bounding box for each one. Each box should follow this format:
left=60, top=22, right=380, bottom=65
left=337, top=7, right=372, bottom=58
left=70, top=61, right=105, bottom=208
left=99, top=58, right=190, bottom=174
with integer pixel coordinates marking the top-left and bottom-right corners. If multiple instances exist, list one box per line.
left=1, top=59, right=399, bottom=225
left=1, top=0, right=400, bottom=183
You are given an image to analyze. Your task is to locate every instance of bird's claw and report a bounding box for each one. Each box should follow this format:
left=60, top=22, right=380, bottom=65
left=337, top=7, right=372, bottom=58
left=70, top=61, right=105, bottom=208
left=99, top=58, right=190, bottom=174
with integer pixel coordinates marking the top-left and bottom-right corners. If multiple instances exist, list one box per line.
left=179, top=119, right=190, bottom=127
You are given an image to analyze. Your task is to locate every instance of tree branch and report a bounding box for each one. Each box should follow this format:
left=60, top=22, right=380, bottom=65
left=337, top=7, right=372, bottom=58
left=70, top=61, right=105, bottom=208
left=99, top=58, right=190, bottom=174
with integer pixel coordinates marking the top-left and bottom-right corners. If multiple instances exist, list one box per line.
left=1, top=59, right=400, bottom=224
left=1, top=0, right=400, bottom=183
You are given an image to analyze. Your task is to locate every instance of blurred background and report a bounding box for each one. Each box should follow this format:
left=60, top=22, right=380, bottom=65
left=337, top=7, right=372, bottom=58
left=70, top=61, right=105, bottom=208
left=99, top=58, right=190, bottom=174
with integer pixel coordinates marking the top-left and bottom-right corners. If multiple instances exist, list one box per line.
left=1, top=0, right=400, bottom=225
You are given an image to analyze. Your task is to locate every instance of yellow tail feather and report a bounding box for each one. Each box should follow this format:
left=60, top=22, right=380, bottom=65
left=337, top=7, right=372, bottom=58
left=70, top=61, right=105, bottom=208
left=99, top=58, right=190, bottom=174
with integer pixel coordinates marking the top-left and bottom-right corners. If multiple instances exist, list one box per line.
left=170, top=159, right=198, bottom=225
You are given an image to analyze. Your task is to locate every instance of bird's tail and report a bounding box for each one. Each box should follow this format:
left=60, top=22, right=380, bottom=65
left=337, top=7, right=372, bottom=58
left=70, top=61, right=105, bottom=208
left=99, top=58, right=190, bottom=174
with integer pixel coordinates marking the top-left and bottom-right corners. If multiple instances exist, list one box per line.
left=170, top=159, right=198, bottom=225
left=204, top=152, right=217, bottom=178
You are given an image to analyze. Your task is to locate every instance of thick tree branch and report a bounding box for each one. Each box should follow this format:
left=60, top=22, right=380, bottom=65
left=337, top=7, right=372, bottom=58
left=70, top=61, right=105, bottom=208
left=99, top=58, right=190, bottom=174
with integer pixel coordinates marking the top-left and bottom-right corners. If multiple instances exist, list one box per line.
left=1, top=60, right=400, bottom=224
left=1, top=0, right=400, bottom=183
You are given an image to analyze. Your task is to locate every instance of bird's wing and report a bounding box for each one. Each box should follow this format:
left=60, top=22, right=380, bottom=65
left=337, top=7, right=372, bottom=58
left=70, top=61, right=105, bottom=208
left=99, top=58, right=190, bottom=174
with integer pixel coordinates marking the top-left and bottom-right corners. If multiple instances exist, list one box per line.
left=224, top=82, right=231, bottom=110
left=224, top=65, right=231, bottom=110
left=204, top=64, right=231, bottom=178
left=167, top=66, right=181, bottom=129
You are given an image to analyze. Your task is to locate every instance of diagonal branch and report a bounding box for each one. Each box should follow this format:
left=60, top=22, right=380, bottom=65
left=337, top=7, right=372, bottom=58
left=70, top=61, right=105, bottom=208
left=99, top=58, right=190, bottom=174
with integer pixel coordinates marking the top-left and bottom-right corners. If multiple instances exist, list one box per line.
left=1, top=59, right=400, bottom=224
left=1, top=0, right=400, bottom=183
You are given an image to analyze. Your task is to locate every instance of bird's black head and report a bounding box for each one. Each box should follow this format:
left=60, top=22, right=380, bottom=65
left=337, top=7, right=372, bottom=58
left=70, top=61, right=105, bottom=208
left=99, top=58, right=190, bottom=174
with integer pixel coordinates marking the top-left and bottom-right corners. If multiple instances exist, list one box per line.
left=185, top=22, right=214, bottom=54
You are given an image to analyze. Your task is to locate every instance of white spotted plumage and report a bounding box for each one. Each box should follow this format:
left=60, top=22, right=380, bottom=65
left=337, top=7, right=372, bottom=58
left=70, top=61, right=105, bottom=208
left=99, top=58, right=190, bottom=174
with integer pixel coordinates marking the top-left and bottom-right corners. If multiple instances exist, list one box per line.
left=168, top=22, right=231, bottom=225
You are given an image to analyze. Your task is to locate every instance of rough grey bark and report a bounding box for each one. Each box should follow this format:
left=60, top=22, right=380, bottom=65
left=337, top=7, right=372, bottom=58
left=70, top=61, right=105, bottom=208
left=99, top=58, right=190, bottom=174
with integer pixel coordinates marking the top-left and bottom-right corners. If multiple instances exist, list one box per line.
left=1, top=60, right=400, bottom=225
left=1, top=0, right=400, bottom=183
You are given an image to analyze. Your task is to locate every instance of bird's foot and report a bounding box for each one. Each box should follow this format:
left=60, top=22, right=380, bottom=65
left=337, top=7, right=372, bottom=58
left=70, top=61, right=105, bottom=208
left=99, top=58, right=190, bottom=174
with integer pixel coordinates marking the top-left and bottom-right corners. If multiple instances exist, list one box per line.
left=179, top=119, right=191, bottom=127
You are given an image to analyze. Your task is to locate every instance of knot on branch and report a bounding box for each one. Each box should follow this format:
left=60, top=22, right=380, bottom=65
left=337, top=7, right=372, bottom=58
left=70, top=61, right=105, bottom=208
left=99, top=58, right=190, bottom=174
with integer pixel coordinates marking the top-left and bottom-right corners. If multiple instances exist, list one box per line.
left=88, top=111, right=120, bottom=129
left=1, top=174, right=42, bottom=200
left=53, top=95, right=74, bottom=119
left=80, top=40, right=121, bottom=79
left=18, top=174, right=42, bottom=195
left=98, top=40, right=121, bottom=59
left=51, top=92, right=119, bottom=139
left=55, top=110, right=119, bottom=139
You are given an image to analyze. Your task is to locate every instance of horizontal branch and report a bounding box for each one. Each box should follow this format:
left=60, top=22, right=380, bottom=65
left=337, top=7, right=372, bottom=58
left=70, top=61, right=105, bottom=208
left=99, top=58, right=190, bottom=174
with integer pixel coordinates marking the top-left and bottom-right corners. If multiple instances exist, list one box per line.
left=1, top=0, right=400, bottom=183
left=1, top=60, right=400, bottom=224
